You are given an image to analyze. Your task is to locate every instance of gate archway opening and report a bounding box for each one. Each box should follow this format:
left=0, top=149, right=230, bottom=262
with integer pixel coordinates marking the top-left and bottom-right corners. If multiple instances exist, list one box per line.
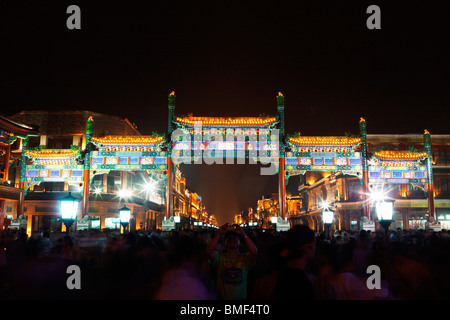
left=179, top=162, right=278, bottom=226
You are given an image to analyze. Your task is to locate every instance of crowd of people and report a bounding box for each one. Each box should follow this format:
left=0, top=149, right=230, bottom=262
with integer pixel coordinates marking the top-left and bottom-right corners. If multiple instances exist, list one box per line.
left=1, top=224, right=449, bottom=300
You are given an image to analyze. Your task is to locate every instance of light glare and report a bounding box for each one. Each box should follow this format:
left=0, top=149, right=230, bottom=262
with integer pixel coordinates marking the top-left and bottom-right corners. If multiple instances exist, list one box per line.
left=118, top=189, right=132, bottom=198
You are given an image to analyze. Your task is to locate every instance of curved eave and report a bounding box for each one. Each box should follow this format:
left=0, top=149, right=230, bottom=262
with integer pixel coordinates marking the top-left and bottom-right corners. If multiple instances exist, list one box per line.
left=174, top=117, right=279, bottom=128
left=25, top=149, right=81, bottom=160
left=287, top=136, right=362, bottom=147
left=373, top=151, right=428, bottom=161
left=91, top=136, right=165, bottom=146
left=0, top=114, right=39, bottom=138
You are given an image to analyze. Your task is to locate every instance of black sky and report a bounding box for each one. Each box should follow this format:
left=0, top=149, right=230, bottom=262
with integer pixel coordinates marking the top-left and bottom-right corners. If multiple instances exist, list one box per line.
left=1, top=0, right=449, bottom=224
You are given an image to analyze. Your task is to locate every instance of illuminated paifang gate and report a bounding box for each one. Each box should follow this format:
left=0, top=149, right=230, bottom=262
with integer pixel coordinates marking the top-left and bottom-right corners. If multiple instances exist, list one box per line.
left=23, top=148, right=84, bottom=188
left=167, top=92, right=285, bottom=224
left=21, top=117, right=168, bottom=220
left=20, top=92, right=436, bottom=229
left=284, top=134, right=365, bottom=219
left=285, top=120, right=431, bottom=222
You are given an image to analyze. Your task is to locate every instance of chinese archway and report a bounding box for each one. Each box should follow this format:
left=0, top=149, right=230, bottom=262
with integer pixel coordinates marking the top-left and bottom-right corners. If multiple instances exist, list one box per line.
left=20, top=92, right=435, bottom=227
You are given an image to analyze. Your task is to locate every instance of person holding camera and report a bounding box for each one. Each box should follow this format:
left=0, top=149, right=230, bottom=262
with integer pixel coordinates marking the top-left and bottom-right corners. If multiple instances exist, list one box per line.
left=206, top=223, right=258, bottom=300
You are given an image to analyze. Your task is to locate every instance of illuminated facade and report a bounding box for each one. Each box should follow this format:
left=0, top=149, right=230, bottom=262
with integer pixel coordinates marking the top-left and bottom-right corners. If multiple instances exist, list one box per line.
left=289, top=134, right=450, bottom=232
left=236, top=194, right=300, bottom=229
left=170, top=166, right=215, bottom=229
left=0, top=114, right=39, bottom=231
left=2, top=111, right=213, bottom=234
left=255, top=195, right=279, bottom=228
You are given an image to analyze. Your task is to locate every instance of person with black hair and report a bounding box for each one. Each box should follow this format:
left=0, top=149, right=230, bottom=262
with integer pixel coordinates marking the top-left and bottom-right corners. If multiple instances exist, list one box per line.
left=274, top=225, right=316, bottom=300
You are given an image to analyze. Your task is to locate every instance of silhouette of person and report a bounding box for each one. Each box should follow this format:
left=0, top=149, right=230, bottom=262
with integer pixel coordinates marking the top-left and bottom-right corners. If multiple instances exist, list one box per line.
left=274, top=225, right=316, bottom=300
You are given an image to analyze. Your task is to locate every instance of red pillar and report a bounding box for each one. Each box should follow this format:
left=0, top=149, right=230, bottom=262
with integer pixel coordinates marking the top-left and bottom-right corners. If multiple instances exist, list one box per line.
left=165, top=157, right=174, bottom=219
left=81, top=169, right=90, bottom=217
left=424, top=130, right=435, bottom=219
left=427, top=181, right=436, bottom=220
left=18, top=181, right=25, bottom=217
left=2, top=144, right=10, bottom=183
left=362, top=170, right=370, bottom=219
left=359, top=118, right=371, bottom=220
left=278, top=157, right=286, bottom=220
left=1, top=145, right=10, bottom=230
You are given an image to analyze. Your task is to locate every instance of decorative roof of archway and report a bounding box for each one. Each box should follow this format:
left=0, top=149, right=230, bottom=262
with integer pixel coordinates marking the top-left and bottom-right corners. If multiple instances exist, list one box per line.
left=91, top=135, right=164, bottom=145
left=25, top=149, right=81, bottom=159
left=288, top=136, right=361, bottom=146
left=174, top=116, right=278, bottom=127
left=373, top=150, right=428, bottom=160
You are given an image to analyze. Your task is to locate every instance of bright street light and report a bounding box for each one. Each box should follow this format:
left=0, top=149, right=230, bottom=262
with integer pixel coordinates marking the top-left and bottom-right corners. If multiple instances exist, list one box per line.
left=322, top=208, right=334, bottom=225
left=320, top=201, right=330, bottom=210
left=143, top=181, right=156, bottom=192
left=370, top=186, right=394, bottom=237
left=376, top=201, right=394, bottom=221
left=119, top=205, right=131, bottom=233
left=322, top=207, right=334, bottom=239
left=60, top=192, right=79, bottom=234
left=369, top=186, right=388, bottom=203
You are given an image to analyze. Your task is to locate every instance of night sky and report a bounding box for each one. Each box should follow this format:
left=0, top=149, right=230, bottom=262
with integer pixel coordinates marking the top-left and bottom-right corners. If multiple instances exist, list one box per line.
left=1, top=1, right=449, bottom=224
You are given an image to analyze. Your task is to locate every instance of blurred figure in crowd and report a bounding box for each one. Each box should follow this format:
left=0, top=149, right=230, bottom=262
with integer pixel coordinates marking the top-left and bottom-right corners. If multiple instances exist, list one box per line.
left=206, top=223, right=258, bottom=300
left=274, top=225, right=316, bottom=300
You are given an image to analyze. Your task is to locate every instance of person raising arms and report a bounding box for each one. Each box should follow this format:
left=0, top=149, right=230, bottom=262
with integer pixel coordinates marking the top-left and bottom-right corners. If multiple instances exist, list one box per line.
left=206, top=223, right=258, bottom=300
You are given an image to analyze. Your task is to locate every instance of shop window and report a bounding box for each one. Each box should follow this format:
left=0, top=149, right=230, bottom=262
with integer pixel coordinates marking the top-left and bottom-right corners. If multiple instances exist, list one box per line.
left=348, top=181, right=362, bottom=201
left=409, top=219, right=426, bottom=230
left=435, top=147, right=450, bottom=165
left=104, top=217, right=120, bottom=229
left=92, top=175, right=103, bottom=189
left=436, top=177, right=450, bottom=195
left=32, top=215, right=62, bottom=233
left=107, top=171, right=121, bottom=193
left=90, top=216, right=100, bottom=229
